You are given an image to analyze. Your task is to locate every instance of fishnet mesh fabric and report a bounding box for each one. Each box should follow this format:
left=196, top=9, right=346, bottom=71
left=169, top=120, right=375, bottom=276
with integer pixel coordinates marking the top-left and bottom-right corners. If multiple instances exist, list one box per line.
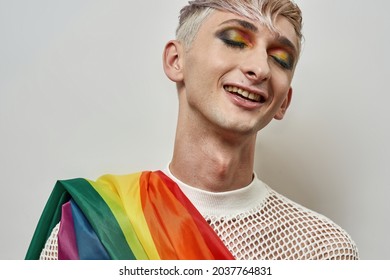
left=205, top=187, right=359, bottom=260
left=39, top=223, right=59, bottom=260
left=39, top=188, right=358, bottom=260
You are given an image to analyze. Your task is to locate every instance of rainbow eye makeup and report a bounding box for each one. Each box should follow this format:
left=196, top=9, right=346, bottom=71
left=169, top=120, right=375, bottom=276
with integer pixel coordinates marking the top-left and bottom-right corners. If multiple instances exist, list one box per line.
left=270, top=49, right=294, bottom=70
left=217, top=29, right=253, bottom=49
left=216, top=25, right=295, bottom=70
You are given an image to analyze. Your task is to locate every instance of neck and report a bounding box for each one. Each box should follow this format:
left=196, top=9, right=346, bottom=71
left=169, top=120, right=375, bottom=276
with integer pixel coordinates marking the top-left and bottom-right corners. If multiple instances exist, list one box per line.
left=170, top=124, right=256, bottom=192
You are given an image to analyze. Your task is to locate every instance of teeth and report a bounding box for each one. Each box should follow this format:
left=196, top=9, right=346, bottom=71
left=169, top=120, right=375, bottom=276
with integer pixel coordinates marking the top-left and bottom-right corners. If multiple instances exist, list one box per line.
left=225, top=86, right=262, bottom=102
left=241, top=90, right=249, bottom=98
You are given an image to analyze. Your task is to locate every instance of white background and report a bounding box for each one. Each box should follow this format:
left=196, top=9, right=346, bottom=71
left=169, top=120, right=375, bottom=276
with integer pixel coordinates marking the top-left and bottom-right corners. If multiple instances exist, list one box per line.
left=1, top=0, right=389, bottom=259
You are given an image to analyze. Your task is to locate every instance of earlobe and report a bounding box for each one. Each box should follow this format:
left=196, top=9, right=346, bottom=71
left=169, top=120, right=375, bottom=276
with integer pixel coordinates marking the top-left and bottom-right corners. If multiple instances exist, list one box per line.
left=162, top=40, right=184, bottom=82
left=274, top=87, right=293, bottom=120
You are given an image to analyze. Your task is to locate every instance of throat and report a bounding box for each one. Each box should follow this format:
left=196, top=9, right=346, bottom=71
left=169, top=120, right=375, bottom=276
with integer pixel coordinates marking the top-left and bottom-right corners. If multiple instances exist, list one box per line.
left=171, top=146, right=254, bottom=192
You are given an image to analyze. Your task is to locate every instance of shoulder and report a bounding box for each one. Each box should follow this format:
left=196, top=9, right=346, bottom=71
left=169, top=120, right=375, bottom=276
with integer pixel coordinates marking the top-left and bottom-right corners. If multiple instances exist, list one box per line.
left=39, top=223, right=60, bottom=260
left=262, top=186, right=359, bottom=259
left=56, top=171, right=152, bottom=192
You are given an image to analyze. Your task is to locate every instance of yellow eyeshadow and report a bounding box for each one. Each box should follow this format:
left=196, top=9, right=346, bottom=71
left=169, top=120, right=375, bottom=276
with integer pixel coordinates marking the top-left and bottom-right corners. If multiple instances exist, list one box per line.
left=228, top=30, right=253, bottom=47
left=271, top=50, right=290, bottom=62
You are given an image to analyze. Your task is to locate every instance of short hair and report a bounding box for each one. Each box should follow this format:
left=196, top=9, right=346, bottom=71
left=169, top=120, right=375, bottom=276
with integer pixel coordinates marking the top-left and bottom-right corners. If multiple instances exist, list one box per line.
left=176, top=0, right=303, bottom=52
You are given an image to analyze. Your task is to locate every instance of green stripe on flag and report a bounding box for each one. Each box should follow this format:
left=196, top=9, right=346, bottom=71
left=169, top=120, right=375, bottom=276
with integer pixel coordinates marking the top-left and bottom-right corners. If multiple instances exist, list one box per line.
left=57, top=178, right=137, bottom=260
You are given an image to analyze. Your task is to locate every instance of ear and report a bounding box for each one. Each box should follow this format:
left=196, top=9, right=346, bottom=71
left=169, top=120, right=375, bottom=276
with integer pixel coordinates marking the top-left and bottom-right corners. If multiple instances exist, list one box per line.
left=162, top=40, right=184, bottom=82
left=274, top=87, right=293, bottom=120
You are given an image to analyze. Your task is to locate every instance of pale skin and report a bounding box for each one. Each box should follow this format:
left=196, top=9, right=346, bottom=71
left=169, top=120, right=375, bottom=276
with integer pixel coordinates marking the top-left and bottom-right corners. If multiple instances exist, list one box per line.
left=163, top=11, right=299, bottom=192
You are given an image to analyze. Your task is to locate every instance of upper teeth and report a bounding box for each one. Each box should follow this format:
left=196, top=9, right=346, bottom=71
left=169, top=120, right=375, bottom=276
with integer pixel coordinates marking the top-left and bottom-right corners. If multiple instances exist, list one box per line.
left=225, top=86, right=262, bottom=102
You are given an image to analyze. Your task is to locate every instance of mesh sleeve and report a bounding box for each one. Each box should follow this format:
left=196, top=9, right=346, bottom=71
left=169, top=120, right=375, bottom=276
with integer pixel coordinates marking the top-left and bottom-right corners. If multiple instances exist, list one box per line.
left=206, top=189, right=359, bottom=260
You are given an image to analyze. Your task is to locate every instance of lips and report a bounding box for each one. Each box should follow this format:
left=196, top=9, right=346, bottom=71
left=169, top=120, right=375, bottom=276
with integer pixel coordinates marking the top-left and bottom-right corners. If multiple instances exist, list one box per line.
left=224, top=85, right=266, bottom=103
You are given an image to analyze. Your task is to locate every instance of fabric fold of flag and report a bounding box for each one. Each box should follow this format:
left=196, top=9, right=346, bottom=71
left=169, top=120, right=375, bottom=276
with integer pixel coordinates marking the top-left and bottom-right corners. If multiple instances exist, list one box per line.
left=25, top=171, right=234, bottom=260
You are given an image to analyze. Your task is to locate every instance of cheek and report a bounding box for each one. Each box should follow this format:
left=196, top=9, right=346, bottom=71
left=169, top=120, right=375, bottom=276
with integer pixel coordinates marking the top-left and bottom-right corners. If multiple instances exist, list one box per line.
left=185, top=37, right=239, bottom=79
left=271, top=71, right=293, bottom=95
left=185, top=54, right=228, bottom=87
left=268, top=76, right=292, bottom=109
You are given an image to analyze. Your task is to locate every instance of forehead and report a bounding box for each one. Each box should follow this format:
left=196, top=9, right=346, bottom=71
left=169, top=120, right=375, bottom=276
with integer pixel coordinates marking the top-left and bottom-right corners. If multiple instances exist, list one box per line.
left=195, top=10, right=299, bottom=52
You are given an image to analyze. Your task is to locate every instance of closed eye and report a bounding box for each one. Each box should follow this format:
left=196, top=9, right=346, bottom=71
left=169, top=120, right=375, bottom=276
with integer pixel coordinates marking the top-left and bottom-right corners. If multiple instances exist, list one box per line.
left=216, top=29, right=252, bottom=49
left=270, top=50, right=294, bottom=70
left=222, top=38, right=247, bottom=49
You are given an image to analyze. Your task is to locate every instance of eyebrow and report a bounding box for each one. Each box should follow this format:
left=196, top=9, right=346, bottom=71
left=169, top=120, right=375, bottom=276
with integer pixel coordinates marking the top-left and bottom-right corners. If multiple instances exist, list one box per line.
left=219, top=19, right=258, bottom=33
left=219, top=18, right=298, bottom=56
left=276, top=35, right=298, bottom=57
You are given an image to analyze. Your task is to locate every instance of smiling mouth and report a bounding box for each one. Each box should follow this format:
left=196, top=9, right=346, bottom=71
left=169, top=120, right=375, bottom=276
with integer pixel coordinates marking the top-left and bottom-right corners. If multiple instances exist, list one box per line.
left=224, top=86, right=265, bottom=103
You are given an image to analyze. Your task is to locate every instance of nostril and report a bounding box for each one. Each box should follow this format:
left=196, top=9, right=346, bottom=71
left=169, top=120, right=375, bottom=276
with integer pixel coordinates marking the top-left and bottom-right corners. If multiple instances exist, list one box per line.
left=245, top=68, right=270, bottom=81
left=247, top=71, right=256, bottom=77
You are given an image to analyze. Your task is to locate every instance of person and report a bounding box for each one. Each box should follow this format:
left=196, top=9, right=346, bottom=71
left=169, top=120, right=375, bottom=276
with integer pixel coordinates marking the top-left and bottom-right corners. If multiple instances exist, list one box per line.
left=26, top=0, right=359, bottom=260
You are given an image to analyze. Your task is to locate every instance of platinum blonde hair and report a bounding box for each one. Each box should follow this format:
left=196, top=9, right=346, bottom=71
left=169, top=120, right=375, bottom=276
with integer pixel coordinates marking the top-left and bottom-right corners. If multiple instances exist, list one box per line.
left=176, top=0, right=303, bottom=52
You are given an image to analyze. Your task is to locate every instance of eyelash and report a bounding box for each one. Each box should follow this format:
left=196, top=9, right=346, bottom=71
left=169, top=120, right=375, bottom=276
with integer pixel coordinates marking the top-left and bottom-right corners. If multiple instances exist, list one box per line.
left=221, top=38, right=247, bottom=49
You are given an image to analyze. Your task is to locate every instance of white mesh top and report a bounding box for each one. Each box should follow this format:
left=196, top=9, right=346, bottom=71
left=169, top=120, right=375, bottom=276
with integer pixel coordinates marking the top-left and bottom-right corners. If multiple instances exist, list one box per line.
left=40, top=170, right=359, bottom=260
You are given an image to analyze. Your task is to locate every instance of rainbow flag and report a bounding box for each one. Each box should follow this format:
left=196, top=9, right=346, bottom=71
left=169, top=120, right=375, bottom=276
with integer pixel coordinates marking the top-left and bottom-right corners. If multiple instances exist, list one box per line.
left=25, top=171, right=234, bottom=260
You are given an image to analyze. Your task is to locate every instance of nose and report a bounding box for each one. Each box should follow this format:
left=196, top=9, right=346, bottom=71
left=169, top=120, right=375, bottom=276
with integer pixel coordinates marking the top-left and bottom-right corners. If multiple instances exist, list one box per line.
left=242, top=50, right=271, bottom=82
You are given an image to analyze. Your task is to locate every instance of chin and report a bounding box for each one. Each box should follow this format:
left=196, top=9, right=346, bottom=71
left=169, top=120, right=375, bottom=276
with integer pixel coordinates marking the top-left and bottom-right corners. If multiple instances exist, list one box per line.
left=216, top=122, right=260, bottom=139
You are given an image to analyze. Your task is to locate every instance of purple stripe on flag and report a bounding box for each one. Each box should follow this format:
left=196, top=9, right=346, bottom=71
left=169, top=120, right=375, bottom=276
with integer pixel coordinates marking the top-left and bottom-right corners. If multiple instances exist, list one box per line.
left=58, top=201, right=80, bottom=260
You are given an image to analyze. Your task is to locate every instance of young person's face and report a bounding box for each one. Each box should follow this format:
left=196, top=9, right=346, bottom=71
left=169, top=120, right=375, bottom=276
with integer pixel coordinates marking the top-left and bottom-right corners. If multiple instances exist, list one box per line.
left=178, top=11, right=299, bottom=136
